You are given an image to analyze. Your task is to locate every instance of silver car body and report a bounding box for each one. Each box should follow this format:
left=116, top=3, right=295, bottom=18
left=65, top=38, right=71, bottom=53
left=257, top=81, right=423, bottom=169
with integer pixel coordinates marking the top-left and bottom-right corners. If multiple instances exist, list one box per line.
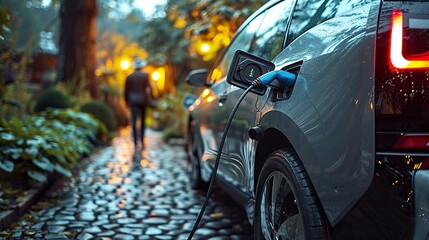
left=188, top=0, right=429, bottom=238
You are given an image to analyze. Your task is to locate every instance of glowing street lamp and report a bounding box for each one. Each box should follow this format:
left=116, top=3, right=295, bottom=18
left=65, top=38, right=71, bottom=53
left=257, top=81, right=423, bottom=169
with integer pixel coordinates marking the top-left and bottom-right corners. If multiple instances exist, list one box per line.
left=151, top=71, right=161, bottom=81
left=120, top=59, right=131, bottom=70
left=200, top=43, right=211, bottom=53
left=151, top=67, right=166, bottom=93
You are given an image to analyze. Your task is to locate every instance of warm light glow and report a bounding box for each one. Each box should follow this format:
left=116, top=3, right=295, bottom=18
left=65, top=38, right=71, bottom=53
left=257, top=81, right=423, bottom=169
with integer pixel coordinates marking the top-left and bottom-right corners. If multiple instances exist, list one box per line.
left=390, top=11, right=429, bottom=69
left=206, top=96, right=215, bottom=103
left=201, top=88, right=210, bottom=98
left=213, top=33, right=231, bottom=47
left=120, top=59, right=131, bottom=70
left=121, top=165, right=130, bottom=173
left=152, top=71, right=161, bottom=81
left=174, top=16, right=187, bottom=28
left=140, top=159, right=152, bottom=168
left=95, top=69, right=102, bottom=76
left=200, top=43, right=211, bottom=53
left=194, top=39, right=222, bottom=61
left=106, top=59, right=114, bottom=69
left=151, top=67, right=166, bottom=94
left=211, top=68, right=222, bottom=81
left=414, top=162, right=423, bottom=170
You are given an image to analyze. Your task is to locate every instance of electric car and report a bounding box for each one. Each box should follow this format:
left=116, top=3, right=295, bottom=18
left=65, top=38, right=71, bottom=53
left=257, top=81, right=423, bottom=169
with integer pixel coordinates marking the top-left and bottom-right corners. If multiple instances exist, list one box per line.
left=186, top=0, right=429, bottom=239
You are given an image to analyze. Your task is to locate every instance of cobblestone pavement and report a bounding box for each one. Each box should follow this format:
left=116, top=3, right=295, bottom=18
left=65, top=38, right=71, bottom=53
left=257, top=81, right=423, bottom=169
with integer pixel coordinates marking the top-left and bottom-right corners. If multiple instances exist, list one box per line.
left=5, top=128, right=253, bottom=239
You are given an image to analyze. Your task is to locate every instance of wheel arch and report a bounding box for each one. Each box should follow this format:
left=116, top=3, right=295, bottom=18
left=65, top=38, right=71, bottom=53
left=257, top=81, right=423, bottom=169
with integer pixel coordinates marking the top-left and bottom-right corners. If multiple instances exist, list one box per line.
left=253, top=110, right=328, bottom=223
left=254, top=127, right=294, bottom=191
left=254, top=111, right=321, bottom=195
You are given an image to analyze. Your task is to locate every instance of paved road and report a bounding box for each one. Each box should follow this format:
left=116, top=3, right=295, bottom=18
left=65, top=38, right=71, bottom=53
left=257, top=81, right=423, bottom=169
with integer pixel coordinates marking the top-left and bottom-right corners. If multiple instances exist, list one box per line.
left=5, top=128, right=253, bottom=239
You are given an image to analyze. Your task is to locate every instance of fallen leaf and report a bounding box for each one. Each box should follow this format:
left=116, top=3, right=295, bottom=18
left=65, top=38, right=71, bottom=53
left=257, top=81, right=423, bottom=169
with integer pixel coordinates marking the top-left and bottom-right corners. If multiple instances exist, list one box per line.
left=23, top=229, right=36, bottom=236
left=209, top=212, right=224, bottom=218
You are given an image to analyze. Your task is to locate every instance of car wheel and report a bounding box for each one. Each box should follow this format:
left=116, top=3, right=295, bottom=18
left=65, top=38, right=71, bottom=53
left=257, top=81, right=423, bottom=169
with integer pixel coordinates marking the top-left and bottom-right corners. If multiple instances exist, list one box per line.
left=254, top=149, right=329, bottom=240
left=187, top=120, right=207, bottom=190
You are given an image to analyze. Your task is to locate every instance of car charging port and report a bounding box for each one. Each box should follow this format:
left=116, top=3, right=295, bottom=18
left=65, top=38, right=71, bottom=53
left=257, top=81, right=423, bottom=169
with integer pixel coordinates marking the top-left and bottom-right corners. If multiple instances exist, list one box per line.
left=227, top=50, right=297, bottom=95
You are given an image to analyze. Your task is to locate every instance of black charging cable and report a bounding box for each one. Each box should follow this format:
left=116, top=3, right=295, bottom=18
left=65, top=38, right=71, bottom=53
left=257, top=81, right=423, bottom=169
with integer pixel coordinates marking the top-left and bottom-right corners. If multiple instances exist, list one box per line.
left=188, top=82, right=261, bottom=239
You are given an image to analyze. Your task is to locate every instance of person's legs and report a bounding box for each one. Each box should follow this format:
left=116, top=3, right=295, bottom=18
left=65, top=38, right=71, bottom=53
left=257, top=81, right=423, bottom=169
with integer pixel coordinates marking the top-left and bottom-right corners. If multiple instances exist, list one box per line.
left=140, top=106, right=147, bottom=148
left=131, top=105, right=139, bottom=148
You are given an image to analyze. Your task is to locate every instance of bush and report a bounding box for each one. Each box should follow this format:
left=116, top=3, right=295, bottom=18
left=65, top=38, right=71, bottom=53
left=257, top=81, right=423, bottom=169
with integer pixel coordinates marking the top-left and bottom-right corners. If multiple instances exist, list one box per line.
left=80, top=100, right=118, bottom=132
left=40, top=108, right=108, bottom=144
left=107, top=101, right=128, bottom=127
left=0, top=109, right=101, bottom=187
left=155, top=90, right=188, bottom=141
left=34, top=88, right=71, bottom=112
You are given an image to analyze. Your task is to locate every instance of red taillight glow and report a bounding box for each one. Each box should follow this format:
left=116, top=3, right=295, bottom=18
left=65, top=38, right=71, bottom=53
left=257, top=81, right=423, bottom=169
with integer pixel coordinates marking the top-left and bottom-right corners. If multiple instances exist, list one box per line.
left=390, top=11, right=429, bottom=70
left=393, top=134, right=429, bottom=150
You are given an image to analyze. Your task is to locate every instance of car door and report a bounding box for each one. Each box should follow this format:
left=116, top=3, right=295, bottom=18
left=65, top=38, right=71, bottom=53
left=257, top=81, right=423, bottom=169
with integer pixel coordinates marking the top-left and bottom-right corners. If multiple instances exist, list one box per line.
left=198, top=12, right=265, bottom=176
left=219, top=1, right=295, bottom=194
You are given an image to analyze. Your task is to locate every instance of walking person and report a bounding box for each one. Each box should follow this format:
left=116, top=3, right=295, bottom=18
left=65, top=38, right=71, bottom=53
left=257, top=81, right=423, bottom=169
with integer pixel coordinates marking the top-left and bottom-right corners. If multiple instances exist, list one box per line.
left=124, top=59, right=154, bottom=151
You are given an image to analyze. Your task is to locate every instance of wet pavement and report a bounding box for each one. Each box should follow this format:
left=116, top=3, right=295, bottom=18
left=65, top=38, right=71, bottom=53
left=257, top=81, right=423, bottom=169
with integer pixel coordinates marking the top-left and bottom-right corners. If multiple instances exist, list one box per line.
left=4, top=128, right=253, bottom=239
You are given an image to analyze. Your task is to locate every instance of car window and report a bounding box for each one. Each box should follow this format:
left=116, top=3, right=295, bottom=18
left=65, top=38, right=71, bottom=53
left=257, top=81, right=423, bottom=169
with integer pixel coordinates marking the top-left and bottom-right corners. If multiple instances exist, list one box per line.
left=250, top=1, right=294, bottom=60
left=287, top=0, right=371, bottom=44
left=208, top=12, right=266, bottom=83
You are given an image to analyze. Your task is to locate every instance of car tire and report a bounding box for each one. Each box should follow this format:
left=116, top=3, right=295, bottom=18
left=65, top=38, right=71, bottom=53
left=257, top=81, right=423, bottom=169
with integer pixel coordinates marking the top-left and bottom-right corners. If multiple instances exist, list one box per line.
left=254, top=149, right=329, bottom=240
left=187, top=120, right=207, bottom=190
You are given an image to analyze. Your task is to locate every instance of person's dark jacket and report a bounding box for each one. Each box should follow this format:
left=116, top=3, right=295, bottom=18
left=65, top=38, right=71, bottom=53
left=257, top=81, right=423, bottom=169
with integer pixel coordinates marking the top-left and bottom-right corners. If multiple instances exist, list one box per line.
left=124, top=70, right=151, bottom=107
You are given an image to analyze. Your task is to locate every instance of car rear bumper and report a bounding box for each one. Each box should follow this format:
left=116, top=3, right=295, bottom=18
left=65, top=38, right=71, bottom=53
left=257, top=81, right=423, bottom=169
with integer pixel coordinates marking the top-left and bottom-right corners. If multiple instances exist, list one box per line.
left=332, top=153, right=414, bottom=239
left=414, top=170, right=429, bottom=240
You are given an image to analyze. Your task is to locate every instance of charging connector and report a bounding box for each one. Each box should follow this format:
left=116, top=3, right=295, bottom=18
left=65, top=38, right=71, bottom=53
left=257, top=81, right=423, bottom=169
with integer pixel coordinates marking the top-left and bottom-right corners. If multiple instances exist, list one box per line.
left=252, top=70, right=296, bottom=90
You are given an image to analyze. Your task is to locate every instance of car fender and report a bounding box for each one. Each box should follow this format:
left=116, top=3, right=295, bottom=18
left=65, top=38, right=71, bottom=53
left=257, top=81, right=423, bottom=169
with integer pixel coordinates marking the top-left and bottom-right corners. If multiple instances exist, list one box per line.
left=256, top=2, right=378, bottom=226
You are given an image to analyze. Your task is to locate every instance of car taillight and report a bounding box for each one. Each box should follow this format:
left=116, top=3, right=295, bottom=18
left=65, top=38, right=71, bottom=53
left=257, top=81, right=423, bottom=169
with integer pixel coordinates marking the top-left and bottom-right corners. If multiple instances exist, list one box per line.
left=393, top=134, right=429, bottom=150
left=375, top=2, right=429, bottom=155
left=390, top=10, right=429, bottom=70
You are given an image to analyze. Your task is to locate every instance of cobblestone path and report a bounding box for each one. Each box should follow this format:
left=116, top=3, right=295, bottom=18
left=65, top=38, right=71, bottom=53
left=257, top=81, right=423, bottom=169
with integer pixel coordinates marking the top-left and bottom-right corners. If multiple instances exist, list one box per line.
left=5, top=128, right=253, bottom=239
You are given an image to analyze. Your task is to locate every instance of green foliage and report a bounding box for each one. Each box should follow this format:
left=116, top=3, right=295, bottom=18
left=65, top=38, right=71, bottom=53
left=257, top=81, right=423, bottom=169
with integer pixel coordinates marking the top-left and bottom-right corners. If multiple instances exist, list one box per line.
left=107, top=100, right=129, bottom=127
left=97, top=1, right=145, bottom=41
left=55, top=73, right=92, bottom=106
left=139, top=17, right=190, bottom=66
left=34, top=88, right=71, bottom=112
left=40, top=108, right=106, bottom=142
left=136, top=0, right=269, bottom=83
left=80, top=100, right=118, bottom=132
left=167, top=0, right=268, bottom=40
left=0, top=109, right=101, bottom=186
left=154, top=84, right=191, bottom=140
left=3, top=0, right=59, bottom=50
left=0, top=40, right=33, bottom=120
left=0, top=3, right=38, bottom=121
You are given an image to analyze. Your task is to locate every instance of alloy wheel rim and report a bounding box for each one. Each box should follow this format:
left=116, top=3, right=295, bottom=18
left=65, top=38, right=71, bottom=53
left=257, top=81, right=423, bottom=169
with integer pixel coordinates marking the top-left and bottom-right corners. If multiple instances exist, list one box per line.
left=260, top=170, right=304, bottom=240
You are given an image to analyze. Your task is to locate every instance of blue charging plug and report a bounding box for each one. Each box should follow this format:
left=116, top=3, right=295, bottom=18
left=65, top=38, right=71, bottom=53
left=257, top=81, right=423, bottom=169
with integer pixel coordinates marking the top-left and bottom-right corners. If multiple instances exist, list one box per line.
left=253, top=70, right=296, bottom=89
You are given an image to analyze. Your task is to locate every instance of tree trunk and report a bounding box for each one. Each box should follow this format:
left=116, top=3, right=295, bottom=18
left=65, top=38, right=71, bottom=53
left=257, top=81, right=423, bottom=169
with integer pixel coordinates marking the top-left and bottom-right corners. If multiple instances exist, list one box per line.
left=58, top=0, right=98, bottom=98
